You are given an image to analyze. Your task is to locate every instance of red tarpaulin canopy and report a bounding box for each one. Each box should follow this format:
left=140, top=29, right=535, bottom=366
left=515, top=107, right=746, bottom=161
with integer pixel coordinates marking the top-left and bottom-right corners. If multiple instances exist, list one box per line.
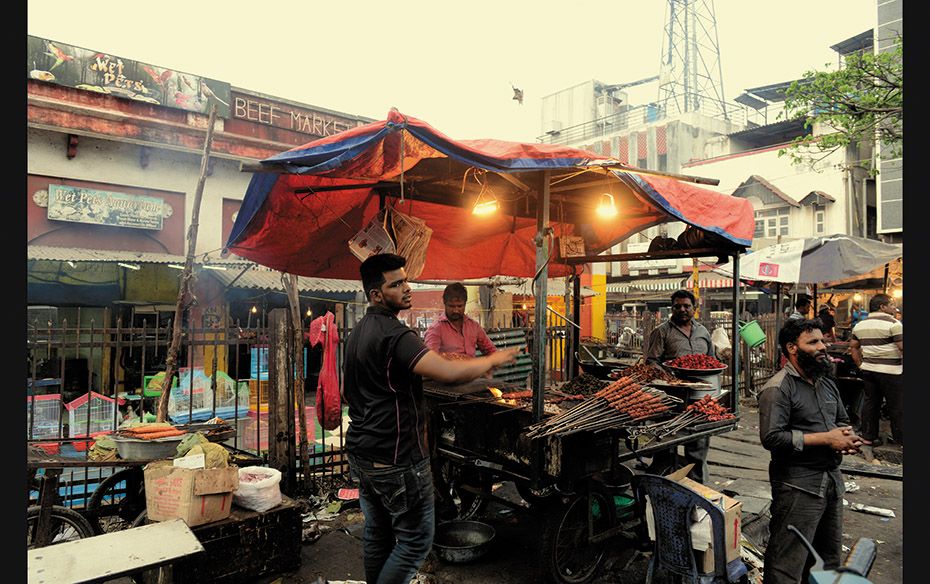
left=227, top=109, right=754, bottom=279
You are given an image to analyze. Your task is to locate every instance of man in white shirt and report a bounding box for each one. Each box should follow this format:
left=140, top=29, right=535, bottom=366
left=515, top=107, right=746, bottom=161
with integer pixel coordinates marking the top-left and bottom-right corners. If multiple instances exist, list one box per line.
left=849, top=293, right=903, bottom=446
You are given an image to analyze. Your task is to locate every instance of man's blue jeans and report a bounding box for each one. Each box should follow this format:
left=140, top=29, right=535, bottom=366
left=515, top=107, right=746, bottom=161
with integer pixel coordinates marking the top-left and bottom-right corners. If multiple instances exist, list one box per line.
left=348, top=454, right=435, bottom=584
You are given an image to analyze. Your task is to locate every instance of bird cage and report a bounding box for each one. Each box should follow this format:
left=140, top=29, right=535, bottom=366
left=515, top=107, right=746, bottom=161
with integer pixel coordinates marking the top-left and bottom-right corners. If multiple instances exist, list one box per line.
left=27, top=394, right=62, bottom=440
left=65, top=391, right=118, bottom=438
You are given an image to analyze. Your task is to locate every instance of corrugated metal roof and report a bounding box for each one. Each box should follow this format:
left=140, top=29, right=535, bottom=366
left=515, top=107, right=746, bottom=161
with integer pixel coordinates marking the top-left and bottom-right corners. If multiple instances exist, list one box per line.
left=208, top=266, right=364, bottom=294
left=605, top=277, right=685, bottom=293
left=28, top=245, right=188, bottom=264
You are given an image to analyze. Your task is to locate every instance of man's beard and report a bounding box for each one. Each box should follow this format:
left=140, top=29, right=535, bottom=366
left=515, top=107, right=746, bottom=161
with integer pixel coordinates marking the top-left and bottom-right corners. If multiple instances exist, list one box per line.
left=796, top=349, right=834, bottom=380
left=671, top=313, right=690, bottom=325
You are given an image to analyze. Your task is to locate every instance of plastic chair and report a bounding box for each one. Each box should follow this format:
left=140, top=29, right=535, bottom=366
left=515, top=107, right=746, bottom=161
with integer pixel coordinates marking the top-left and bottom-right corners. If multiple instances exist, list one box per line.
left=632, top=474, right=748, bottom=584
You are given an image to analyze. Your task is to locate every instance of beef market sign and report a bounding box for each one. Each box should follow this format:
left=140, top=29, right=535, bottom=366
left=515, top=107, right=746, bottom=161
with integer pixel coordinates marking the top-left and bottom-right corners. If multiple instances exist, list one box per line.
left=47, top=184, right=165, bottom=230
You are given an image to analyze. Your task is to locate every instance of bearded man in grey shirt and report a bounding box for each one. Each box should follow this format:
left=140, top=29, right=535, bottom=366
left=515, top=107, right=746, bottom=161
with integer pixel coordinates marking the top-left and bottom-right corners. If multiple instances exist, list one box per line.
left=758, top=318, right=866, bottom=584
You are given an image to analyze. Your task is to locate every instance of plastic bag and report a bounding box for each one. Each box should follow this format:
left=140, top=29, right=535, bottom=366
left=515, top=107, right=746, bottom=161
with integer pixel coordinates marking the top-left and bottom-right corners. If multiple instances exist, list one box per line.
left=711, top=326, right=731, bottom=354
left=233, top=466, right=283, bottom=512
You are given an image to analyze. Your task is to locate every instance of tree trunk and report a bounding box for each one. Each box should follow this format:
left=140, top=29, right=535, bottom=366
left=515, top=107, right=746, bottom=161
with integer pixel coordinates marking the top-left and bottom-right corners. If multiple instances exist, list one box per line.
left=156, top=105, right=218, bottom=423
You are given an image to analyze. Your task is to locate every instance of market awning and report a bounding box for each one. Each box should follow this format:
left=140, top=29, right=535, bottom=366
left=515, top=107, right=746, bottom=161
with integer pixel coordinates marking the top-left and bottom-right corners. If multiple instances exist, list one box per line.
left=685, top=274, right=736, bottom=289
left=605, top=277, right=685, bottom=293
left=206, top=266, right=364, bottom=294
left=226, top=109, right=754, bottom=280
left=28, top=245, right=189, bottom=265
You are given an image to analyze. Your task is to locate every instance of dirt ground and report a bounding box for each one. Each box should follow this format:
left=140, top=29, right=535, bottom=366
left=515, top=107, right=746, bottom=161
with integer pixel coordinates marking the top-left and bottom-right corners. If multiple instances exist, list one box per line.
left=266, top=405, right=902, bottom=584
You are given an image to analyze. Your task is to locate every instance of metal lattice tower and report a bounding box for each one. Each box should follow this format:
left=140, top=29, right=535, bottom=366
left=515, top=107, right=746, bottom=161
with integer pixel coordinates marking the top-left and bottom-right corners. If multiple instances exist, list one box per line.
left=657, top=0, right=729, bottom=119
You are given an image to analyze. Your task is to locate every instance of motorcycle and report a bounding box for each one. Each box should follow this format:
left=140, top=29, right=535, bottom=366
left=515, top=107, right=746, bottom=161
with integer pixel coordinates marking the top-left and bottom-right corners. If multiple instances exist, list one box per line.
left=788, top=525, right=877, bottom=584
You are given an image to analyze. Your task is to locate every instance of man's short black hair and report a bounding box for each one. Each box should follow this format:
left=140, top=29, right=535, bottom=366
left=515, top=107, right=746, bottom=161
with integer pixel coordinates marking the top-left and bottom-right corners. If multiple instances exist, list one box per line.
left=869, top=293, right=892, bottom=313
left=443, top=282, right=468, bottom=303
left=778, top=318, right=823, bottom=359
left=671, top=290, right=696, bottom=305
left=359, top=253, right=407, bottom=301
left=795, top=294, right=812, bottom=310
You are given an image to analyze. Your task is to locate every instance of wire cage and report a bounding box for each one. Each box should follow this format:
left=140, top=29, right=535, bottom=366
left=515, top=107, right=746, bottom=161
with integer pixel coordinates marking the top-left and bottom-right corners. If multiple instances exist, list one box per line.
left=64, top=391, right=118, bottom=437
left=168, top=367, right=250, bottom=423
left=27, top=393, right=62, bottom=439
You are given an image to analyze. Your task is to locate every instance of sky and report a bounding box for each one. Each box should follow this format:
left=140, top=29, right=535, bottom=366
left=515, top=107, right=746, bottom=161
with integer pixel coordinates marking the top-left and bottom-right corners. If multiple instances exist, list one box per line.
left=27, top=0, right=878, bottom=142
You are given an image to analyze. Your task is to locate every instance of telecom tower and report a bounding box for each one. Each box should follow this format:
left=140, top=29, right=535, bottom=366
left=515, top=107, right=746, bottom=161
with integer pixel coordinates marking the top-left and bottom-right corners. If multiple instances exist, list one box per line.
left=657, top=0, right=729, bottom=119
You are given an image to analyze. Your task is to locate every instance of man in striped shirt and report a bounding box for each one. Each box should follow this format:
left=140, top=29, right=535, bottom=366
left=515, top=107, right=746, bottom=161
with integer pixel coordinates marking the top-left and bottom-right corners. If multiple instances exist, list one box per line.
left=849, top=293, right=903, bottom=446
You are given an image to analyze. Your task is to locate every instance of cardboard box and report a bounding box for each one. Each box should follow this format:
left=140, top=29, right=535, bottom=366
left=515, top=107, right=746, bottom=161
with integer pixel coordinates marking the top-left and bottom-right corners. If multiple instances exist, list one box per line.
left=644, top=464, right=742, bottom=573
left=144, top=461, right=239, bottom=527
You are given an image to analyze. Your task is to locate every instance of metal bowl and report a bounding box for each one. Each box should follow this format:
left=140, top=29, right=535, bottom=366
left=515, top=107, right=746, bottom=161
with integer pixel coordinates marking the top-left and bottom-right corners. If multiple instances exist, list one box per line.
left=578, top=360, right=629, bottom=380
left=432, top=520, right=496, bottom=564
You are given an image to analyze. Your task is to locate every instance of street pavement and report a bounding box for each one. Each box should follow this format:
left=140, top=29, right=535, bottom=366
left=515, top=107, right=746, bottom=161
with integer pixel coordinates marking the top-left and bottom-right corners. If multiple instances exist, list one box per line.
left=268, top=400, right=902, bottom=584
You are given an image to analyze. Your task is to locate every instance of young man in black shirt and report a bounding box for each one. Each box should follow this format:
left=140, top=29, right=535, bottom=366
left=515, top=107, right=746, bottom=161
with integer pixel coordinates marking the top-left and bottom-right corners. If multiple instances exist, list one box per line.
left=344, top=253, right=518, bottom=584
left=758, top=318, right=867, bottom=584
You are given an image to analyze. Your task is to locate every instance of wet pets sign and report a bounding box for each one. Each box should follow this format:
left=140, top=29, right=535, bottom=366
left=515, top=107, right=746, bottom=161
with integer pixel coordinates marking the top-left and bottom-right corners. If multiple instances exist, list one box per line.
left=47, top=184, right=165, bottom=230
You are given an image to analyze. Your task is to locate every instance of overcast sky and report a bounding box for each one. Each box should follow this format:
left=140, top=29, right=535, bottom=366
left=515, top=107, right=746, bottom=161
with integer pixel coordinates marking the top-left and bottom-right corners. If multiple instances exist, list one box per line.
left=27, top=0, right=877, bottom=142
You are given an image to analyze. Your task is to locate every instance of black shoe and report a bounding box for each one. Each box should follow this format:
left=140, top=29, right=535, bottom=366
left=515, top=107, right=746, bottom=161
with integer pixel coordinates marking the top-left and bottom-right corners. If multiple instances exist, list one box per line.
left=866, top=437, right=883, bottom=447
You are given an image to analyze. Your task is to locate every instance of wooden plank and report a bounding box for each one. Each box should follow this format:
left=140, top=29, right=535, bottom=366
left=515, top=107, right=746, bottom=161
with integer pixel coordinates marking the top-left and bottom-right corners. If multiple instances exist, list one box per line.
left=734, top=495, right=771, bottom=516
left=28, top=518, right=203, bottom=584
left=706, top=449, right=769, bottom=471
left=710, top=436, right=766, bottom=458
left=708, top=465, right=770, bottom=482
left=840, top=460, right=903, bottom=480
left=721, top=478, right=772, bottom=500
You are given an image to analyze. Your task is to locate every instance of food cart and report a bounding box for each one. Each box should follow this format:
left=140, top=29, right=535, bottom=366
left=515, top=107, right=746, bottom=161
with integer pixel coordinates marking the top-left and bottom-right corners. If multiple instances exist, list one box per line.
left=226, top=109, right=755, bottom=583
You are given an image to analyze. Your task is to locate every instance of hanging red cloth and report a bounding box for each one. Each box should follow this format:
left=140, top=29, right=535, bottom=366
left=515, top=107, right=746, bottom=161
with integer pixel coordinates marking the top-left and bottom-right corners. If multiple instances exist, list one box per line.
left=308, top=311, right=341, bottom=431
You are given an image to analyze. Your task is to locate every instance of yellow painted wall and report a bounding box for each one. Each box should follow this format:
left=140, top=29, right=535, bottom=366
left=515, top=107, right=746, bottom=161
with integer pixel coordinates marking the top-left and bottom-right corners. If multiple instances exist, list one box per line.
left=590, top=271, right=607, bottom=341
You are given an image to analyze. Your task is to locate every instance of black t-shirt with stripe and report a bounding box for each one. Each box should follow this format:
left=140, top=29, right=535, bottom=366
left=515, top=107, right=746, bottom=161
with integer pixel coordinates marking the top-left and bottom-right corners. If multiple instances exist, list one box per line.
left=343, top=305, right=430, bottom=465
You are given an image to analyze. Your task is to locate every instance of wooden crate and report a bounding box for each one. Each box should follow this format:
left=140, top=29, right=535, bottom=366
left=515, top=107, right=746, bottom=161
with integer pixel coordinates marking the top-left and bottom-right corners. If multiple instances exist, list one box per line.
left=169, top=495, right=302, bottom=583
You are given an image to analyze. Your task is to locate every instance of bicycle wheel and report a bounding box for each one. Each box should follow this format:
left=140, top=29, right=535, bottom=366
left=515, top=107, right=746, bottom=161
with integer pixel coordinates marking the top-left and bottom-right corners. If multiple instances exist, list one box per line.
left=541, top=491, right=612, bottom=584
left=86, top=468, right=146, bottom=534
left=27, top=505, right=95, bottom=549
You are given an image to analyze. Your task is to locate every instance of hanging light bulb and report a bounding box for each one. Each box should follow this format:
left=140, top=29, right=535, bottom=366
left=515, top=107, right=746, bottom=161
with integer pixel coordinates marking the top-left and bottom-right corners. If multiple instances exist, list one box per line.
left=853, top=293, right=862, bottom=302
left=596, top=192, right=618, bottom=218
left=892, top=288, right=902, bottom=299
left=521, top=303, right=528, bottom=310
left=251, top=305, right=258, bottom=314
left=472, top=189, right=499, bottom=216
left=306, top=307, right=313, bottom=317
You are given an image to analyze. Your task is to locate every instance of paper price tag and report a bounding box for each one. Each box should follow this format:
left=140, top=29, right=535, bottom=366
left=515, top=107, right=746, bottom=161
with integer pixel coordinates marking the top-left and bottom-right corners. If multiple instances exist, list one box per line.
left=173, top=453, right=206, bottom=469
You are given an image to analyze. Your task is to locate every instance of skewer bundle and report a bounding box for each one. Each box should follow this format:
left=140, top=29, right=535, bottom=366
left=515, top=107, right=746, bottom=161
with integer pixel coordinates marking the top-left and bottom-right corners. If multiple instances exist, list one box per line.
left=524, top=370, right=677, bottom=438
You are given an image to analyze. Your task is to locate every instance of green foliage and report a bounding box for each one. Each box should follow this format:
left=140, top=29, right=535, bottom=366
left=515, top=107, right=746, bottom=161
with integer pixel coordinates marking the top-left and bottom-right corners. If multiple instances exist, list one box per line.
left=778, top=36, right=902, bottom=175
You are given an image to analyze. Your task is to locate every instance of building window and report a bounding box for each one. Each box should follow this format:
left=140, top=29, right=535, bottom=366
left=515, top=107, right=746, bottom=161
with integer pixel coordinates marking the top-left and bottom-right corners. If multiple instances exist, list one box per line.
left=638, top=157, right=647, bottom=169
left=658, top=153, right=667, bottom=172
left=814, top=205, right=825, bottom=234
left=753, top=207, right=789, bottom=238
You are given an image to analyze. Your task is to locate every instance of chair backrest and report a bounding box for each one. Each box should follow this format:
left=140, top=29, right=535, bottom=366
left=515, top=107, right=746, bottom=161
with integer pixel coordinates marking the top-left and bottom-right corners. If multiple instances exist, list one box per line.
left=632, top=473, right=729, bottom=579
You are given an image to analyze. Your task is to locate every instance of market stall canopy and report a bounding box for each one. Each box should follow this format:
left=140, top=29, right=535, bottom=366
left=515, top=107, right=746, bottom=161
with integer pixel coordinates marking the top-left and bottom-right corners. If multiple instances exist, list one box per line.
left=226, top=109, right=754, bottom=280
left=715, top=235, right=902, bottom=286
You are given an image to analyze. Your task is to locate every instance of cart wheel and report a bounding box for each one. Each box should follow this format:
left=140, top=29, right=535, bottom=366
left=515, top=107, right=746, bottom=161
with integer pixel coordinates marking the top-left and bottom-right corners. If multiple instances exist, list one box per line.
left=516, top=481, right=557, bottom=508
left=27, top=505, right=95, bottom=549
left=86, top=468, right=147, bottom=534
left=130, top=509, right=151, bottom=528
left=541, top=490, right=612, bottom=584
left=433, top=459, right=491, bottom=522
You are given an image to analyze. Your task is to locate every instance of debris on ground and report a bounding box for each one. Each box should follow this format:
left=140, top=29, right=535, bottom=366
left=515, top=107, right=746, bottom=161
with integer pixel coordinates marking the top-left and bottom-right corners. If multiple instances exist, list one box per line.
left=849, top=503, right=896, bottom=518
left=844, top=481, right=860, bottom=492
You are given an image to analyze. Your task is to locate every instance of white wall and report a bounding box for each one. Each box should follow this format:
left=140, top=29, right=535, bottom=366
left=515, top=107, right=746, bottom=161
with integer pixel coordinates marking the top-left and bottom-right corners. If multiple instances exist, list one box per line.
left=28, top=127, right=252, bottom=257
left=683, top=146, right=850, bottom=247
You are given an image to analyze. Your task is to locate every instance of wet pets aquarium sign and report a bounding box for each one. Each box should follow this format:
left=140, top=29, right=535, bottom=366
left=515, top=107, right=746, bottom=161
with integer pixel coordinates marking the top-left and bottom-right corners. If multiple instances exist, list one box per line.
left=47, top=184, right=165, bottom=230
left=27, top=35, right=231, bottom=118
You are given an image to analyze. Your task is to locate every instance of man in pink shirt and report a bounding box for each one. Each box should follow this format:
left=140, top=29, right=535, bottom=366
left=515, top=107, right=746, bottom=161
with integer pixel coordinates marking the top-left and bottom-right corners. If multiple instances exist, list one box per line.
left=424, top=283, right=497, bottom=358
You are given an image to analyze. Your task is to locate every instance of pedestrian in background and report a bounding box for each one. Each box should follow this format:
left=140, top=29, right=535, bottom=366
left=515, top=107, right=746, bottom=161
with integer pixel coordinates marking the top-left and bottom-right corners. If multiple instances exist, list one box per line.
left=849, top=293, right=903, bottom=447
